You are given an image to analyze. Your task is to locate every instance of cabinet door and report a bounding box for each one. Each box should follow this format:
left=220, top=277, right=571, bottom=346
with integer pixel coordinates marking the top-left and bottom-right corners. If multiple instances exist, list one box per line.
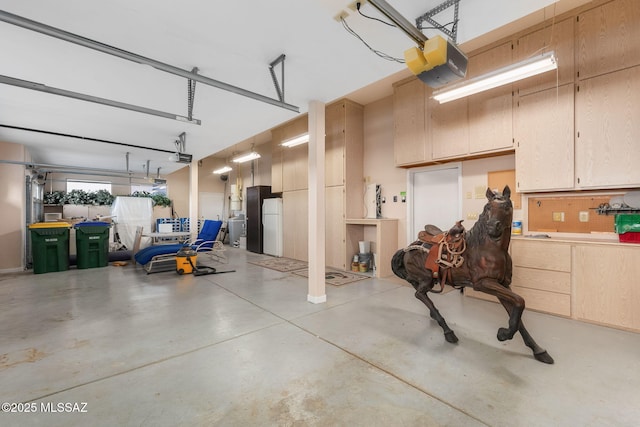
left=578, top=0, right=640, bottom=80
left=283, top=189, right=308, bottom=261
left=282, top=144, right=308, bottom=191
left=515, top=84, right=574, bottom=192
left=574, top=244, right=640, bottom=331
left=467, top=42, right=514, bottom=154
left=393, top=78, right=429, bottom=165
left=325, top=101, right=345, bottom=187
left=270, top=128, right=284, bottom=193
left=281, top=117, right=309, bottom=192
left=430, top=97, right=468, bottom=159
left=325, top=186, right=345, bottom=270
left=575, top=66, right=640, bottom=188
left=516, top=17, right=574, bottom=95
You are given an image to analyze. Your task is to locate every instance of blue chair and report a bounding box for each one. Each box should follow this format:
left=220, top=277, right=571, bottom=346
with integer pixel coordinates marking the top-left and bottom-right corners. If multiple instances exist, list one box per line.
left=134, top=219, right=224, bottom=273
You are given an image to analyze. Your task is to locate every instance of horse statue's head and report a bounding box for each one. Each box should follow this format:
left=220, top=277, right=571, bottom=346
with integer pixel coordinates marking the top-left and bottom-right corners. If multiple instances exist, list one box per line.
left=480, top=186, right=513, bottom=240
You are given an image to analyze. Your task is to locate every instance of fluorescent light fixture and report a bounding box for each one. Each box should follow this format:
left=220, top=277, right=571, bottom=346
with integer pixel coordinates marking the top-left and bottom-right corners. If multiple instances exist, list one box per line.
left=213, top=166, right=232, bottom=174
left=432, top=51, right=557, bottom=104
left=281, top=133, right=309, bottom=147
left=232, top=151, right=261, bottom=163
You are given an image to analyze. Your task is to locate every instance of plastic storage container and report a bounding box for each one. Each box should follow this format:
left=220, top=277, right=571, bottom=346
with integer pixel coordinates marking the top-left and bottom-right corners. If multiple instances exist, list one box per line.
left=614, top=214, right=640, bottom=244
left=29, top=222, right=71, bottom=274
left=74, top=221, right=111, bottom=269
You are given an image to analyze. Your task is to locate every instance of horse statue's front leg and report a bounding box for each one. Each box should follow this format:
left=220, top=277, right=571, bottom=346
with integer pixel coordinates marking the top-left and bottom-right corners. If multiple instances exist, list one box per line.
left=474, top=278, right=554, bottom=363
left=473, top=278, right=524, bottom=341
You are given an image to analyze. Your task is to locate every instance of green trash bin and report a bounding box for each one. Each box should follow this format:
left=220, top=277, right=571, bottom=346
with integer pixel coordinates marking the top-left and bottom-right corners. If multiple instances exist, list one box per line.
left=29, top=222, right=71, bottom=274
left=74, top=221, right=111, bottom=269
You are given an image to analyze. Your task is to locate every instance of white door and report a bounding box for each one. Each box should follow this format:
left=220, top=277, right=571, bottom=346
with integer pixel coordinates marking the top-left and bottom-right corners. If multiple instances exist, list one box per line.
left=408, top=164, right=461, bottom=243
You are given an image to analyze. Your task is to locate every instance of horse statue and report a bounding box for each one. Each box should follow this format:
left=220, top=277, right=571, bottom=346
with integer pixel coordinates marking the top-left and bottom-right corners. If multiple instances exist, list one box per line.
left=391, top=186, right=554, bottom=364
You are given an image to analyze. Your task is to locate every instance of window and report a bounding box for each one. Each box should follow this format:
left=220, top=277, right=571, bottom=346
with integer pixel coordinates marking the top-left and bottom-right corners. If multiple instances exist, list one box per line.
left=66, top=179, right=111, bottom=193
left=131, top=183, right=167, bottom=196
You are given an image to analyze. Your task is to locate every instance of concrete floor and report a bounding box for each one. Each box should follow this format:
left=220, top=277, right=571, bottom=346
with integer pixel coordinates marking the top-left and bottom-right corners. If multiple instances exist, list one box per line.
left=1, top=247, right=639, bottom=427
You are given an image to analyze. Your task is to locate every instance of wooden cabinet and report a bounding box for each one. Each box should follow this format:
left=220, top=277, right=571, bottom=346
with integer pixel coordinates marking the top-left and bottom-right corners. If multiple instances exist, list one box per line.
left=273, top=99, right=363, bottom=264
left=509, top=239, right=571, bottom=317
left=345, top=218, right=398, bottom=278
left=430, top=97, right=469, bottom=159
left=577, top=0, right=640, bottom=81
left=516, top=17, right=574, bottom=95
left=393, top=77, right=430, bottom=166
left=282, top=189, right=308, bottom=261
left=325, top=99, right=364, bottom=267
left=466, top=239, right=571, bottom=317
left=514, top=84, right=575, bottom=192
left=467, top=42, right=514, bottom=154
left=574, top=243, right=640, bottom=332
left=575, top=65, right=640, bottom=188
left=326, top=186, right=345, bottom=270
left=271, top=115, right=308, bottom=193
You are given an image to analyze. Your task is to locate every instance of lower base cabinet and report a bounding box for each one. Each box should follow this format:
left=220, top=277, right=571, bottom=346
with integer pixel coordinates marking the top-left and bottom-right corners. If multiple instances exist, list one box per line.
left=573, top=244, right=640, bottom=332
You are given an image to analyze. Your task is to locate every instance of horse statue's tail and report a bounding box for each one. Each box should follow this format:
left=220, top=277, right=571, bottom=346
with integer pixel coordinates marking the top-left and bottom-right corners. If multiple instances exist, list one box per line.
left=391, top=249, right=408, bottom=280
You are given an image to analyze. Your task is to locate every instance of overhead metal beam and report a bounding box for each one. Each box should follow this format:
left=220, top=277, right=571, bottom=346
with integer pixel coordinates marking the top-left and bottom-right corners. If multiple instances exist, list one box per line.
left=0, top=74, right=201, bottom=124
left=0, top=10, right=300, bottom=113
left=367, top=0, right=428, bottom=46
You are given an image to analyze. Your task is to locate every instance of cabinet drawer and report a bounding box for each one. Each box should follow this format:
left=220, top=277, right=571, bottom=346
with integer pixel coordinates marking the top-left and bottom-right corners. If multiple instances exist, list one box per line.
left=512, top=285, right=571, bottom=317
left=512, top=267, right=570, bottom=294
left=511, top=240, right=571, bottom=272
left=465, top=285, right=571, bottom=317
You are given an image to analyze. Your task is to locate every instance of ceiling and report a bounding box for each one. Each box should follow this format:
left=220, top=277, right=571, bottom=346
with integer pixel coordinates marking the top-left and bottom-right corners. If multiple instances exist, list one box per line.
left=0, top=0, right=581, bottom=178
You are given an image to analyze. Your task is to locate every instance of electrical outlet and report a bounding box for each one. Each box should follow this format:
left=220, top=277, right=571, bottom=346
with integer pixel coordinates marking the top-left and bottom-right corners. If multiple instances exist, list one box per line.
left=348, top=1, right=365, bottom=12
left=579, top=211, right=589, bottom=222
left=466, top=212, right=478, bottom=220
left=333, top=10, right=349, bottom=22
left=552, top=212, right=565, bottom=222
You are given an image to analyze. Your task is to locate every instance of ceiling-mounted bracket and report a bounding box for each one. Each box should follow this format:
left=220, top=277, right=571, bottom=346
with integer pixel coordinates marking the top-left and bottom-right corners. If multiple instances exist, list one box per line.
left=416, top=0, right=460, bottom=43
left=187, top=67, right=198, bottom=122
left=269, top=54, right=286, bottom=102
left=175, top=132, right=186, bottom=153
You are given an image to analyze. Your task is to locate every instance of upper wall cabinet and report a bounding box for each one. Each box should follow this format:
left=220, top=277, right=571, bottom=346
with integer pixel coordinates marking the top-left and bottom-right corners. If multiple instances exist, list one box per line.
left=467, top=41, right=515, bottom=154
left=325, top=99, right=364, bottom=191
left=271, top=115, right=308, bottom=193
left=575, top=65, right=640, bottom=188
left=514, top=84, right=575, bottom=192
left=270, top=127, right=284, bottom=193
left=430, top=96, right=469, bottom=159
left=393, top=77, right=430, bottom=166
left=578, top=0, right=640, bottom=80
left=516, top=17, right=575, bottom=95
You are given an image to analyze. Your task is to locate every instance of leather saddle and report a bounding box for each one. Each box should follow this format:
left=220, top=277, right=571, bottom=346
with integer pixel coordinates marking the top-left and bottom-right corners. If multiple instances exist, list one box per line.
left=417, top=221, right=466, bottom=290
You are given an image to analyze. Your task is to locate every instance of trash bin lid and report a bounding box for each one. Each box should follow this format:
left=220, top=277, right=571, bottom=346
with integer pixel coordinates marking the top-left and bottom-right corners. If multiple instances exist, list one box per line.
left=29, top=222, right=71, bottom=229
left=74, top=221, right=110, bottom=228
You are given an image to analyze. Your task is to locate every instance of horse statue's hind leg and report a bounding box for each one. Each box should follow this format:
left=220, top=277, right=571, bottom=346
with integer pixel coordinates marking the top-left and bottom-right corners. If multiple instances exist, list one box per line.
left=414, top=280, right=459, bottom=343
left=392, top=249, right=458, bottom=343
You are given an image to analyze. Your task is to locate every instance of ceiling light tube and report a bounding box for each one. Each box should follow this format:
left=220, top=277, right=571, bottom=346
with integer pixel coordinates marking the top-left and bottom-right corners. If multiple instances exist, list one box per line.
left=432, top=51, right=557, bottom=104
left=232, top=152, right=261, bottom=163
left=281, top=133, right=309, bottom=147
left=213, top=166, right=232, bottom=174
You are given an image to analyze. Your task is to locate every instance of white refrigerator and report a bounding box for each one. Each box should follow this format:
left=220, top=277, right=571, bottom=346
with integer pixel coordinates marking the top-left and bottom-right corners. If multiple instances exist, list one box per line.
left=262, top=198, right=283, bottom=257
